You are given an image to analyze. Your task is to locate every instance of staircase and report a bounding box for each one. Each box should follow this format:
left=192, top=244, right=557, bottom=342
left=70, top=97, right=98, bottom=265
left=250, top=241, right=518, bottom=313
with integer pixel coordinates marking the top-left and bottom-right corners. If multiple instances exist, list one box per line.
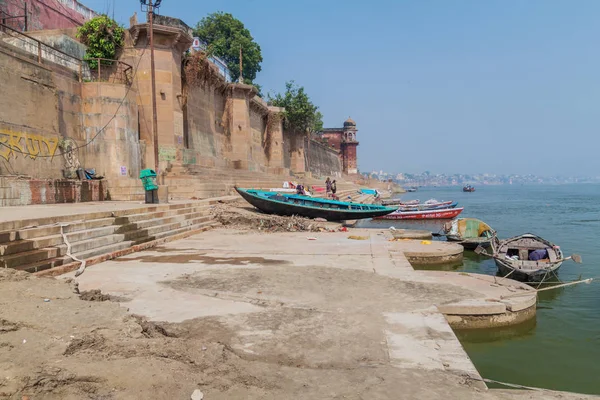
left=0, top=198, right=236, bottom=274
left=164, top=164, right=366, bottom=202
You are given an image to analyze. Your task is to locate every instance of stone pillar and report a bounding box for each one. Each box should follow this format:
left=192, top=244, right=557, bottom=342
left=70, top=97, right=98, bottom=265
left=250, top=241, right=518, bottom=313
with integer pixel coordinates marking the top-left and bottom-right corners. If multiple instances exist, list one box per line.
left=128, top=23, right=192, bottom=176
left=266, top=106, right=285, bottom=174
left=228, top=83, right=255, bottom=170
left=289, top=133, right=306, bottom=174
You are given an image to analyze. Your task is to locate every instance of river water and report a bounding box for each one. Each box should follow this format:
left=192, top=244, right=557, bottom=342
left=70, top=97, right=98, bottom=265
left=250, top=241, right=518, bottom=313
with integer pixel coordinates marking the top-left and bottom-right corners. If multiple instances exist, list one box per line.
left=357, top=184, right=600, bottom=395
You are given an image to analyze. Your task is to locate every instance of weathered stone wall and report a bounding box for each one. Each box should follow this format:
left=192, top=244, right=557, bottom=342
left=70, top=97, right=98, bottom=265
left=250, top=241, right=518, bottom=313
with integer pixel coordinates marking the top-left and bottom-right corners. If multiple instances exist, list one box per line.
left=305, top=138, right=342, bottom=178
left=182, top=83, right=229, bottom=169
left=0, top=41, right=141, bottom=204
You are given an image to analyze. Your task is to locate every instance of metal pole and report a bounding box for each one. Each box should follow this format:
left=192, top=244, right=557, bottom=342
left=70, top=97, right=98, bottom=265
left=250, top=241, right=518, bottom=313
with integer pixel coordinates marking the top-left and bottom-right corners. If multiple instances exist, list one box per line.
left=239, top=45, right=243, bottom=84
left=148, top=3, right=159, bottom=173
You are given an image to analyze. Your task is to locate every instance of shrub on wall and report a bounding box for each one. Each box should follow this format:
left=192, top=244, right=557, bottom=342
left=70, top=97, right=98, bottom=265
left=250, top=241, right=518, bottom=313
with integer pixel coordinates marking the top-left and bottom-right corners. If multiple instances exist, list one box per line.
left=77, top=15, right=125, bottom=69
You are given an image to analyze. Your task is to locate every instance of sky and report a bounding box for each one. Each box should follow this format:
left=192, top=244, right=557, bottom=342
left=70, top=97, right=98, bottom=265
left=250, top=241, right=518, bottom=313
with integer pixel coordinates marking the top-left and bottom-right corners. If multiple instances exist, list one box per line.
left=84, top=0, right=600, bottom=176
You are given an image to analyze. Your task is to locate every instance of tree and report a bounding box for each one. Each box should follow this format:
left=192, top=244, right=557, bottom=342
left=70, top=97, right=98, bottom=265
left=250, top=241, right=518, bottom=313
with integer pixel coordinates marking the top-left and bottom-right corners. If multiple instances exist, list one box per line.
left=77, top=15, right=124, bottom=69
left=194, top=12, right=263, bottom=84
left=268, top=81, right=323, bottom=135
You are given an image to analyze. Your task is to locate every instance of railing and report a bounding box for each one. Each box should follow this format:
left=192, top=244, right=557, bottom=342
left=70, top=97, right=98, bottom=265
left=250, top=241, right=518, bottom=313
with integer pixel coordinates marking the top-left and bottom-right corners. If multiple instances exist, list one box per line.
left=84, top=58, right=133, bottom=85
left=0, top=23, right=132, bottom=85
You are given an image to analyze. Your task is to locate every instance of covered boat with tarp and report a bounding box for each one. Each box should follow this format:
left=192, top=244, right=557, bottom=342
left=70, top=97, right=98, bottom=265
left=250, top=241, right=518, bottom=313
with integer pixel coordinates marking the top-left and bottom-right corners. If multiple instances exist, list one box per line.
left=442, top=218, right=495, bottom=249
left=235, top=188, right=396, bottom=221
left=476, top=233, right=582, bottom=283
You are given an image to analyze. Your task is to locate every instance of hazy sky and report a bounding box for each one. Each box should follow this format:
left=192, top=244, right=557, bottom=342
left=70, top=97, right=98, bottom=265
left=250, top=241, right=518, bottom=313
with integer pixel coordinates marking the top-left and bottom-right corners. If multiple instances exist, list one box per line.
left=86, top=0, right=600, bottom=176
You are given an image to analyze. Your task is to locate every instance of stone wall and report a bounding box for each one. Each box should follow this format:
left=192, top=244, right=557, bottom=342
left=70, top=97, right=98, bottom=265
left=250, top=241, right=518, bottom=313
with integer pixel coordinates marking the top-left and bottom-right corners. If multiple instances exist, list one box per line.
left=0, top=39, right=141, bottom=205
left=305, top=138, right=342, bottom=179
left=182, top=81, right=229, bottom=169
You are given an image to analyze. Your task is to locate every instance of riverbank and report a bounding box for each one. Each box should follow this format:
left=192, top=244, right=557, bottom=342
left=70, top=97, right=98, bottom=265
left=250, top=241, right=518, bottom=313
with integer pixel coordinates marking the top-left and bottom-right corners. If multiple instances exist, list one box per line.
left=1, top=219, right=596, bottom=398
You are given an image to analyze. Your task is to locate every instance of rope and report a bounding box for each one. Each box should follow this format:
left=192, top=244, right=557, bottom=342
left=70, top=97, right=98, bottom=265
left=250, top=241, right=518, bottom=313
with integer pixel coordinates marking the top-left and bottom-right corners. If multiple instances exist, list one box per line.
left=59, top=224, right=87, bottom=277
left=478, top=377, right=555, bottom=392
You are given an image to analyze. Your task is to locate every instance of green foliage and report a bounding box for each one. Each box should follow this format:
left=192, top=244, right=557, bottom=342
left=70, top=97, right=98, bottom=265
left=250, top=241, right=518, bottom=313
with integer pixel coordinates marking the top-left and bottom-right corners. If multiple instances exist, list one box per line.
left=194, top=12, right=263, bottom=84
left=268, top=81, right=323, bottom=135
left=77, top=15, right=124, bottom=69
left=253, top=83, right=264, bottom=98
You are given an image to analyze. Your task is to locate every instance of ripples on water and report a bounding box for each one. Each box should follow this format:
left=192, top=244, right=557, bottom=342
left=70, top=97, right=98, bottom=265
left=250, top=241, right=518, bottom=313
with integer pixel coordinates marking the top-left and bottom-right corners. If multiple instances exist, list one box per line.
left=358, top=184, right=600, bottom=394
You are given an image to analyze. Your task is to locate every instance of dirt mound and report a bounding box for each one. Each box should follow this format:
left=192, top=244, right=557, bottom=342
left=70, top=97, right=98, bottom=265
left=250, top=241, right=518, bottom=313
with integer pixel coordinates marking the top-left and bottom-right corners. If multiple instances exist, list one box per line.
left=0, top=268, right=30, bottom=282
left=210, top=203, right=337, bottom=232
left=78, top=289, right=129, bottom=302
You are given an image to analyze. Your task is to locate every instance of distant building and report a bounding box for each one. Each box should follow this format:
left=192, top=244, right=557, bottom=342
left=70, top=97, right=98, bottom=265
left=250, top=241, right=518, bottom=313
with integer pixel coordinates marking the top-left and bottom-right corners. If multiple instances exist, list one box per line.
left=0, top=0, right=97, bottom=32
left=319, top=117, right=359, bottom=174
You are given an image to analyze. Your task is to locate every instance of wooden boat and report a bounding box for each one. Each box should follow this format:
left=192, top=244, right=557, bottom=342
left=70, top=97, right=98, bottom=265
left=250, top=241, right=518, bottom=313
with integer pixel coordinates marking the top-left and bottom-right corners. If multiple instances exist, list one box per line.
left=396, top=201, right=457, bottom=212
left=381, top=199, right=419, bottom=206
left=374, top=207, right=463, bottom=220
left=476, top=233, right=582, bottom=283
left=463, top=185, right=475, bottom=192
left=442, top=218, right=494, bottom=249
left=235, top=188, right=397, bottom=221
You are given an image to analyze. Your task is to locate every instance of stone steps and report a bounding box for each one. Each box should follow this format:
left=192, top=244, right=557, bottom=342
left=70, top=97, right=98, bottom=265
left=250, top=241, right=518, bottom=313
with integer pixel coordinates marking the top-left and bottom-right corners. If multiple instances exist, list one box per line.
left=0, top=199, right=233, bottom=274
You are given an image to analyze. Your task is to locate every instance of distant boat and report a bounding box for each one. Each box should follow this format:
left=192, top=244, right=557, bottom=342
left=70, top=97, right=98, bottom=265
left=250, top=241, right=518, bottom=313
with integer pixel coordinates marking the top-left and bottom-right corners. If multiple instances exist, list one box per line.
left=442, top=218, right=495, bottom=249
left=476, top=233, right=582, bottom=283
left=235, top=188, right=397, bottom=221
left=463, top=185, right=475, bottom=192
left=374, top=207, right=463, bottom=220
left=406, top=187, right=418, bottom=192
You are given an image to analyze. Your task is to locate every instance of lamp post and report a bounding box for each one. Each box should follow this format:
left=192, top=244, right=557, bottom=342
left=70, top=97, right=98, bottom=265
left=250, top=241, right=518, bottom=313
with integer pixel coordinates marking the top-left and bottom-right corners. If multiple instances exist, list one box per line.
left=140, top=0, right=162, bottom=173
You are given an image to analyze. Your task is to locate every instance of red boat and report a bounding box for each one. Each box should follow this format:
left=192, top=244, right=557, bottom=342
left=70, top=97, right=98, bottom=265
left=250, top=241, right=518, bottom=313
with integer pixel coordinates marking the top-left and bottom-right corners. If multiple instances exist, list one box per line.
left=375, top=207, right=464, bottom=220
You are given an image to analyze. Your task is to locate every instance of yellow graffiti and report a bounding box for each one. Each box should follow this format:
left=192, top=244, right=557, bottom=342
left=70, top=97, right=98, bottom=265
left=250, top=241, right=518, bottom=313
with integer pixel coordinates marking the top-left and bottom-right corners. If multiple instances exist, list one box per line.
left=0, top=129, right=59, bottom=161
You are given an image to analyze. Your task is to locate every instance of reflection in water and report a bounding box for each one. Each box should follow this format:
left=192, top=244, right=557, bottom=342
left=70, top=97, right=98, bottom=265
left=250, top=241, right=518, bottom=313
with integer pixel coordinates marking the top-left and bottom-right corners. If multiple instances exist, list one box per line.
left=455, top=317, right=537, bottom=344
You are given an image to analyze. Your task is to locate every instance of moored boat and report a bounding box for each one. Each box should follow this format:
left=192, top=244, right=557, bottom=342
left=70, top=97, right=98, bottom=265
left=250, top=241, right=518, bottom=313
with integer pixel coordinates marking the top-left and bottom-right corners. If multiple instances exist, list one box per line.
left=476, top=233, right=582, bottom=283
left=442, top=218, right=494, bottom=249
left=381, top=198, right=419, bottom=206
left=463, top=185, right=475, bottom=192
left=235, top=188, right=397, bottom=221
left=374, top=207, right=463, bottom=220
left=396, top=201, right=458, bottom=212
left=406, top=187, right=418, bottom=192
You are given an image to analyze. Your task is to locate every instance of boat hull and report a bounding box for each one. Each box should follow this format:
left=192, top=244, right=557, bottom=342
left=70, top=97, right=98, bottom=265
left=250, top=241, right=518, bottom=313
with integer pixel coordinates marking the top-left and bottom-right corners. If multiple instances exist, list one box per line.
left=375, top=207, right=463, bottom=220
left=494, top=258, right=562, bottom=282
left=235, top=188, right=396, bottom=221
left=447, top=236, right=491, bottom=250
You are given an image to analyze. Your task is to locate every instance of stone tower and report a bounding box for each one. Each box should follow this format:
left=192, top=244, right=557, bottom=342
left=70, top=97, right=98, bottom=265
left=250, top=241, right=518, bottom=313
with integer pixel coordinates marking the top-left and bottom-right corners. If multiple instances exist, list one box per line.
left=341, top=117, right=359, bottom=174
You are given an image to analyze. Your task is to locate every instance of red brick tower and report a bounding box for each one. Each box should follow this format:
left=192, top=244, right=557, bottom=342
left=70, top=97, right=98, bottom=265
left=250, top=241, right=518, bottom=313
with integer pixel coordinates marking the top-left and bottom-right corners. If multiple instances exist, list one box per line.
left=340, top=117, right=359, bottom=174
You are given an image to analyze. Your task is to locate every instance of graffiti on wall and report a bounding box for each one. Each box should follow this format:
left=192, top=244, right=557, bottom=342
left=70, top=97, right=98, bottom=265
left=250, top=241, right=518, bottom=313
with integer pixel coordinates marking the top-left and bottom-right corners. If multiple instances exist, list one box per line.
left=0, top=129, right=59, bottom=161
left=158, top=146, right=176, bottom=162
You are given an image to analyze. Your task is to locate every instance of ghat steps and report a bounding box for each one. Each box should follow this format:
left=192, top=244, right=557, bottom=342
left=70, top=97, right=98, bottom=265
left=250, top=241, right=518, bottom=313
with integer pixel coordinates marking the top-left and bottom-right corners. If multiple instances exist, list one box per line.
left=0, top=198, right=237, bottom=274
left=164, top=165, right=361, bottom=201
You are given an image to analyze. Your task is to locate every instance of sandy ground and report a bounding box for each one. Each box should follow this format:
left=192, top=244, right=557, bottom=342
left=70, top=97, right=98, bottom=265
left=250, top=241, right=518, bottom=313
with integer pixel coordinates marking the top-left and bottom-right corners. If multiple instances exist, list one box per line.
left=1, top=225, right=598, bottom=398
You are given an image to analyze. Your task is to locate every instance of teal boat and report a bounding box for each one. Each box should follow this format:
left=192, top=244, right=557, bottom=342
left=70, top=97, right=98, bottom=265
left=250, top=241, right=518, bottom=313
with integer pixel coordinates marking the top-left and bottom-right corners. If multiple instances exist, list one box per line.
left=235, top=188, right=396, bottom=221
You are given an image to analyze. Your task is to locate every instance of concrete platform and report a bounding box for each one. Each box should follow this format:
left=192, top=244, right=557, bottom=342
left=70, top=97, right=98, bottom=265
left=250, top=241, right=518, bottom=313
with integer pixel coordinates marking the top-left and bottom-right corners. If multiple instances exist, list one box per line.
left=389, top=238, right=464, bottom=266
left=390, top=228, right=433, bottom=240
left=65, top=228, right=548, bottom=398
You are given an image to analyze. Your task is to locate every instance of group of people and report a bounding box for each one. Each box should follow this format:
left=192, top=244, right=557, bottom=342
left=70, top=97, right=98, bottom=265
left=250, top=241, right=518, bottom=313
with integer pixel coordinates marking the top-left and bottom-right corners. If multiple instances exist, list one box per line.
left=293, top=177, right=338, bottom=200
left=325, top=177, right=338, bottom=200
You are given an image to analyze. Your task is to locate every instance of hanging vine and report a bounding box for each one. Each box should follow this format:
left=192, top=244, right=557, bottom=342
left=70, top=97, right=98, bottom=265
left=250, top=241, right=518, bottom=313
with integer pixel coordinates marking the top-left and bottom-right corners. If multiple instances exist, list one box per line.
left=263, top=112, right=282, bottom=160
left=183, top=51, right=222, bottom=89
left=221, top=86, right=234, bottom=138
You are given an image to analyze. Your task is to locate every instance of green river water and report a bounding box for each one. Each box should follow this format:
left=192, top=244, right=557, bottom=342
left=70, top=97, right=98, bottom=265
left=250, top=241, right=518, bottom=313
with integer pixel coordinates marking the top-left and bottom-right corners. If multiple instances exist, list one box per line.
left=358, top=184, right=600, bottom=395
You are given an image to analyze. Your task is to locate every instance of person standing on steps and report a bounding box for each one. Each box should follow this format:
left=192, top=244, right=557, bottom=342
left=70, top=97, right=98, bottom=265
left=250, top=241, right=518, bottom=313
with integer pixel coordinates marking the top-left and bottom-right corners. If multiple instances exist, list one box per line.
left=325, top=177, right=332, bottom=198
left=331, top=179, right=338, bottom=200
